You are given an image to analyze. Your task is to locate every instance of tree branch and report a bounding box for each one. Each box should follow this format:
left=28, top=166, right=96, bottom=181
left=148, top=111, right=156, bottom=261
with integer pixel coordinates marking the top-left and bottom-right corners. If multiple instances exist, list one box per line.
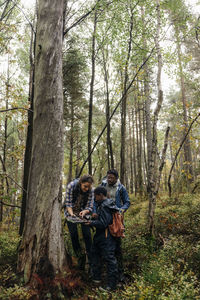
left=0, top=0, right=12, bottom=21
left=0, top=107, right=33, bottom=113
left=0, top=173, right=27, bottom=193
left=0, top=201, right=21, bottom=209
left=64, top=0, right=114, bottom=35
left=64, top=0, right=100, bottom=35
left=10, top=0, right=36, bottom=34
left=168, top=112, right=200, bottom=197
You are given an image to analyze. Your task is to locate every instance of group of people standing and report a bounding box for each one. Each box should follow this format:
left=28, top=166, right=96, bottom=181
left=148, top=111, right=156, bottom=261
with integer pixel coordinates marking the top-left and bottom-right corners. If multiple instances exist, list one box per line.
left=64, top=169, right=130, bottom=291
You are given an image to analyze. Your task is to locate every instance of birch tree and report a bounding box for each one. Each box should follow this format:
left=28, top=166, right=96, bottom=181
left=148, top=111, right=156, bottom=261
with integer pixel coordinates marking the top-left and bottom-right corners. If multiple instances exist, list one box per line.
left=148, top=0, right=169, bottom=234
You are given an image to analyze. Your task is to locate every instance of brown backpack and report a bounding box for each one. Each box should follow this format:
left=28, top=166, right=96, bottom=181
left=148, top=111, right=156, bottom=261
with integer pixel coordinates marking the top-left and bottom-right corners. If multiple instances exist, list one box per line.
left=108, top=212, right=125, bottom=238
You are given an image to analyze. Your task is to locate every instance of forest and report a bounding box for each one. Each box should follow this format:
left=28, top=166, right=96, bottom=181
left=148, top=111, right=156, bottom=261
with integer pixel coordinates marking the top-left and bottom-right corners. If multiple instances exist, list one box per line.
left=1, top=0, right=200, bottom=299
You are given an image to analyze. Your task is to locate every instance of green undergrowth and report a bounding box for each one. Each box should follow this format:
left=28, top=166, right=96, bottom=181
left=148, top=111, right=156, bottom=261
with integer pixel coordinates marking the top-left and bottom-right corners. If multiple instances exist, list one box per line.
left=1, top=194, right=200, bottom=299
left=83, top=193, right=200, bottom=299
left=110, top=193, right=200, bottom=299
left=0, top=223, right=28, bottom=300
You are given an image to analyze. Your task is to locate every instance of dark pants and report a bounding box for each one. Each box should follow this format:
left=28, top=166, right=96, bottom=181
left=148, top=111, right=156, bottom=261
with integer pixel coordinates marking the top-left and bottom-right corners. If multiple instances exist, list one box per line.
left=67, top=221, right=92, bottom=269
left=91, top=231, right=118, bottom=289
left=116, top=237, right=124, bottom=280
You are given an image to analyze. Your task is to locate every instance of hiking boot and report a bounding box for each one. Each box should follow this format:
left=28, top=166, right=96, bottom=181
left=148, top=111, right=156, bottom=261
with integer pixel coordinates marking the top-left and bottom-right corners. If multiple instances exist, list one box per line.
left=92, top=279, right=101, bottom=284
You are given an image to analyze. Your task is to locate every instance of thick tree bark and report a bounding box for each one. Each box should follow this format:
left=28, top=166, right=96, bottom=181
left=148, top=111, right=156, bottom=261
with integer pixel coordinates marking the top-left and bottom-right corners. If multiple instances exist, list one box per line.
left=17, top=0, right=66, bottom=283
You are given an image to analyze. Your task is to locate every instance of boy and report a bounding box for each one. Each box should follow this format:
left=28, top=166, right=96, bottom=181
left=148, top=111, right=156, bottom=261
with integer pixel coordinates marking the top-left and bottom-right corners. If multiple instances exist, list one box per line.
left=87, top=186, right=118, bottom=291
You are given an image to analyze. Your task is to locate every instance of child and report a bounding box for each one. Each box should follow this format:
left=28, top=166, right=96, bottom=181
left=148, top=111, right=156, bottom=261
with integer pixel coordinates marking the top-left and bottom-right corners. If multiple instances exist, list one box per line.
left=87, top=186, right=118, bottom=291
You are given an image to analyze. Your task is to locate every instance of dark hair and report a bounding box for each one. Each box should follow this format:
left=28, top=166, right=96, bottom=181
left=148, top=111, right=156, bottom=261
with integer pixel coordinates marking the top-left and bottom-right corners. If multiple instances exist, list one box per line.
left=107, top=169, right=119, bottom=178
left=94, top=186, right=107, bottom=196
left=79, top=174, right=94, bottom=184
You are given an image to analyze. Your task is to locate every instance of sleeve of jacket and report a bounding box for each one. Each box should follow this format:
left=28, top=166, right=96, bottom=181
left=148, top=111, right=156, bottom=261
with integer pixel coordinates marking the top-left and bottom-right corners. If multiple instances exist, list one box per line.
left=120, top=185, right=130, bottom=211
left=92, top=200, right=97, bottom=214
left=90, top=207, right=113, bottom=229
left=64, top=180, right=75, bottom=217
left=93, top=181, right=106, bottom=214
left=85, top=188, right=94, bottom=212
left=65, top=181, right=74, bottom=208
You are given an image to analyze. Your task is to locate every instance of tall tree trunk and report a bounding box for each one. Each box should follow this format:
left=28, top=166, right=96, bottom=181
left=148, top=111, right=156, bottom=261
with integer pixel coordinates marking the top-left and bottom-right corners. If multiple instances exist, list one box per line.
left=120, top=8, right=133, bottom=184
left=128, top=107, right=134, bottom=194
left=0, top=61, right=10, bottom=222
left=67, top=101, right=74, bottom=183
left=88, top=11, right=97, bottom=174
left=148, top=0, right=164, bottom=235
left=138, top=97, right=143, bottom=195
left=19, top=22, right=35, bottom=236
left=132, top=107, right=137, bottom=196
left=142, top=102, right=147, bottom=189
left=102, top=48, right=114, bottom=169
left=75, top=127, right=81, bottom=178
left=135, top=104, right=139, bottom=195
left=174, top=24, right=194, bottom=183
left=141, top=5, right=152, bottom=193
left=17, top=0, right=66, bottom=283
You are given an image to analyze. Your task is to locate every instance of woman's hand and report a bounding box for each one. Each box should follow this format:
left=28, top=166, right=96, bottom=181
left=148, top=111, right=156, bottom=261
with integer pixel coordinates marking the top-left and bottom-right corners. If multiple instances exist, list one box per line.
left=79, top=209, right=89, bottom=218
left=67, top=207, right=76, bottom=217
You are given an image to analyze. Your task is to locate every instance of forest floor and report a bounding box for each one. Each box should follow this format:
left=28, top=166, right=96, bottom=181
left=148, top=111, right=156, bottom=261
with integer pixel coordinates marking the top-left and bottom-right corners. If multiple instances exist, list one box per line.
left=1, top=193, right=200, bottom=299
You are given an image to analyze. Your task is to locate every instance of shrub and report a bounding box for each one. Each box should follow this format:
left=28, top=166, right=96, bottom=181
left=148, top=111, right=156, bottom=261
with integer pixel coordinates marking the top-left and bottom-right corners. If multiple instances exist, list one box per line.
left=0, top=228, right=20, bottom=267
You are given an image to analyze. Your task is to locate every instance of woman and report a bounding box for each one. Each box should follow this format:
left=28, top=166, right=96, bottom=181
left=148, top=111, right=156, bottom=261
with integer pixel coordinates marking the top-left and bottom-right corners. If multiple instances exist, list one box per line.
left=64, top=174, right=94, bottom=270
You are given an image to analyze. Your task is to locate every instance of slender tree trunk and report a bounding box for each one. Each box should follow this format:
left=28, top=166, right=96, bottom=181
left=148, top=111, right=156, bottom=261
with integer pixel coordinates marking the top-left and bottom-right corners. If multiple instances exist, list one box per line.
left=88, top=11, right=97, bottom=174
left=3, top=62, right=10, bottom=195
left=141, top=5, right=152, bottom=194
left=148, top=0, right=164, bottom=235
left=128, top=107, right=134, bottom=194
left=138, top=97, right=143, bottom=195
left=102, top=49, right=114, bottom=169
left=0, top=62, right=11, bottom=222
left=135, top=103, right=139, bottom=194
left=17, top=0, right=66, bottom=284
left=142, top=102, right=147, bottom=189
left=75, top=128, right=81, bottom=178
left=0, top=177, right=3, bottom=222
left=174, top=24, right=194, bottom=182
left=132, top=107, right=137, bottom=196
left=120, top=8, right=133, bottom=184
left=19, top=22, right=35, bottom=236
left=67, top=101, right=74, bottom=183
